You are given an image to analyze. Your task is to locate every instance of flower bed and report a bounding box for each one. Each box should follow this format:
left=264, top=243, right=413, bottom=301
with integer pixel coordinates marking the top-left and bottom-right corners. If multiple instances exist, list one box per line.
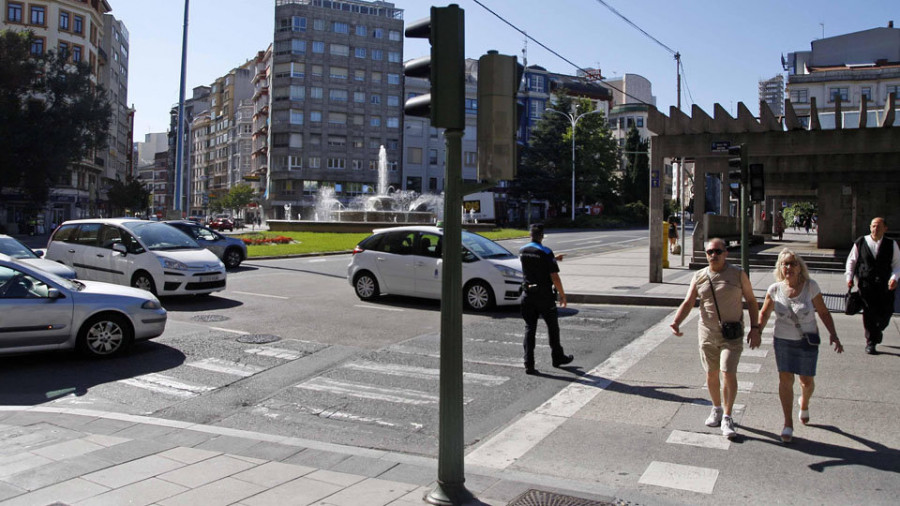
left=241, top=235, right=292, bottom=245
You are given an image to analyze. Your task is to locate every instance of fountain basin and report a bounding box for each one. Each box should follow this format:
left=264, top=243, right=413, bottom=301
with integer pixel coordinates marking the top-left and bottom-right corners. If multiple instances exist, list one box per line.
left=267, top=218, right=496, bottom=234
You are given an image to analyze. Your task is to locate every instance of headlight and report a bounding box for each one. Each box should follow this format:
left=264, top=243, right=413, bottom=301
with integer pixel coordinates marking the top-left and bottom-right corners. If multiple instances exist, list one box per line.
left=141, top=300, right=162, bottom=310
left=494, top=264, right=524, bottom=280
left=158, top=257, right=189, bottom=270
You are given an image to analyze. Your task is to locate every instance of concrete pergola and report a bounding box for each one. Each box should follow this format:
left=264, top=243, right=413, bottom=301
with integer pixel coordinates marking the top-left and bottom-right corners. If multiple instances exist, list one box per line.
left=646, top=95, right=900, bottom=282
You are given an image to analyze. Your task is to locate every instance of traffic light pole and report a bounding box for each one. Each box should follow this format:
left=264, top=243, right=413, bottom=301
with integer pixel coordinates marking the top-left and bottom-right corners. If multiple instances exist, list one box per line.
left=741, top=178, right=750, bottom=274
left=427, top=128, right=474, bottom=506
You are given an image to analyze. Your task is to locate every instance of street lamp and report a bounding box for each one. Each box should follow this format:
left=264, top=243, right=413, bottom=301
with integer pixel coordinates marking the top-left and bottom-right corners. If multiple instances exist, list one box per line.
left=545, top=106, right=604, bottom=221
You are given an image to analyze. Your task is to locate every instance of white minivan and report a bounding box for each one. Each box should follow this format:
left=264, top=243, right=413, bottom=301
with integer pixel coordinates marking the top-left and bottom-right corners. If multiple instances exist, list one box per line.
left=46, top=218, right=226, bottom=296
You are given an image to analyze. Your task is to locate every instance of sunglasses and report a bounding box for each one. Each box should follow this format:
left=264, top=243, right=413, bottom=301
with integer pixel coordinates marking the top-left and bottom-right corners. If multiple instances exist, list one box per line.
left=782, top=261, right=798, bottom=267
left=705, top=249, right=724, bottom=256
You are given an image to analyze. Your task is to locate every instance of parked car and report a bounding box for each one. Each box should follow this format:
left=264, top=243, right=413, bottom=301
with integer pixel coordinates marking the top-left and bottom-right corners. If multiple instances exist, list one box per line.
left=0, top=253, right=166, bottom=357
left=208, top=217, right=235, bottom=232
left=0, top=234, right=77, bottom=279
left=164, top=220, right=247, bottom=269
left=347, top=226, right=524, bottom=311
left=45, top=218, right=226, bottom=296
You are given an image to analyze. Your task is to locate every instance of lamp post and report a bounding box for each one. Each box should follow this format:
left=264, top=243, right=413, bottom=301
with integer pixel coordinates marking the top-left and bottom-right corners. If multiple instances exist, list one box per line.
left=545, top=106, right=603, bottom=221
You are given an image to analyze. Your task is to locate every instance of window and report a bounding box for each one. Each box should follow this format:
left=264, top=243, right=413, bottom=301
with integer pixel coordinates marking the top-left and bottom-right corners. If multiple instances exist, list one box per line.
left=310, top=111, right=322, bottom=122
left=352, top=114, right=364, bottom=126
left=636, top=117, right=644, bottom=127
left=529, top=101, right=544, bottom=118
left=290, top=85, right=305, bottom=101
left=407, top=121, right=423, bottom=136
left=330, top=43, right=349, bottom=56
left=789, top=88, right=808, bottom=103
left=289, top=155, right=302, bottom=169
left=312, top=41, right=325, bottom=53
left=529, top=75, right=544, bottom=92
left=387, top=95, right=400, bottom=107
left=408, top=147, right=423, bottom=164
left=387, top=139, right=399, bottom=150
left=429, top=149, right=438, bottom=165
left=888, top=85, right=900, bottom=102
left=328, top=135, right=346, bottom=147
left=370, top=94, right=381, bottom=105
left=311, top=65, right=323, bottom=77
left=465, top=98, right=477, bottom=114
left=329, top=89, right=348, bottom=102
left=327, top=158, right=345, bottom=169
left=387, top=74, right=400, bottom=85
left=289, top=110, right=303, bottom=125
left=73, top=15, right=83, bottom=34
left=6, top=2, right=22, bottom=23
left=272, top=133, right=289, bottom=147
left=59, top=11, right=69, bottom=30
left=290, top=133, right=303, bottom=148
left=370, top=49, right=383, bottom=60
left=369, top=138, right=381, bottom=149
left=333, top=22, right=349, bottom=34
left=30, top=5, right=45, bottom=25
left=329, top=66, right=348, bottom=79
left=353, top=91, right=365, bottom=103
left=354, top=69, right=365, bottom=81
left=313, top=19, right=325, bottom=30
left=291, top=62, right=305, bottom=78
left=829, top=87, right=848, bottom=102
left=292, top=39, right=306, bottom=54
left=293, top=16, right=307, bottom=31
left=328, top=112, right=347, bottom=125
left=309, top=157, right=321, bottom=168
left=355, top=25, right=366, bottom=36
left=371, top=72, right=382, bottom=83
left=388, top=51, right=401, bottom=63
left=626, top=117, right=634, bottom=128
left=354, top=47, right=366, bottom=58
left=389, top=30, right=401, bottom=41
left=370, top=116, right=381, bottom=127
left=387, top=117, right=399, bottom=128
left=58, top=41, right=68, bottom=58
left=861, top=87, right=872, bottom=102
left=465, top=151, right=477, bottom=166
left=30, top=37, right=44, bottom=55
left=372, top=28, right=384, bottom=39
left=352, top=138, right=364, bottom=148
left=309, top=134, right=322, bottom=145
left=351, top=159, right=364, bottom=170
left=72, top=45, right=83, bottom=62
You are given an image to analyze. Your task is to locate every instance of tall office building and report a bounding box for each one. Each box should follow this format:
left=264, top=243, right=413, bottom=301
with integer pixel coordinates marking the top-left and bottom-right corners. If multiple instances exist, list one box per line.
left=267, top=0, right=404, bottom=219
left=759, top=74, right=784, bottom=117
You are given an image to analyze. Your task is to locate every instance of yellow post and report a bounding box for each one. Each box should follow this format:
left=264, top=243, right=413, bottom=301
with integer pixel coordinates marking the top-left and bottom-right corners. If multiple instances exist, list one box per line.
left=662, top=221, right=670, bottom=268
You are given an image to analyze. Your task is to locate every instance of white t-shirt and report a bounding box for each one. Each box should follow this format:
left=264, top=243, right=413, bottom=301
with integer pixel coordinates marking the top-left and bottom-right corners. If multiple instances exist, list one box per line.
left=766, top=279, right=820, bottom=341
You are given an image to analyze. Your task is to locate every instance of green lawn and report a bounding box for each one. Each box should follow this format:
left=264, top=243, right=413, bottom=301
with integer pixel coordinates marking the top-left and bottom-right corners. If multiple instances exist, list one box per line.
left=239, top=228, right=528, bottom=258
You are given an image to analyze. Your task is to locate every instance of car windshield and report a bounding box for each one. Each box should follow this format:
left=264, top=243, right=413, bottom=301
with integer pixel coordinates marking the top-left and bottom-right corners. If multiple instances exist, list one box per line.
left=0, top=237, right=38, bottom=259
left=123, top=221, right=201, bottom=251
left=461, top=231, right=515, bottom=260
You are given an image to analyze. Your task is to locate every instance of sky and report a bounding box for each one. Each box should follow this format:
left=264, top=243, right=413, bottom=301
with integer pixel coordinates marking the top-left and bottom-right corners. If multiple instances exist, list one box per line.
left=110, top=0, right=898, bottom=138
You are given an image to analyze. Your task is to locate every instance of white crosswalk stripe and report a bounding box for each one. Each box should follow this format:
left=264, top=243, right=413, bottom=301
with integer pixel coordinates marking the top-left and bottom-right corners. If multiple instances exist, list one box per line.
left=187, top=358, right=265, bottom=377
left=666, top=430, right=731, bottom=450
left=342, top=360, right=509, bottom=386
left=119, top=374, right=214, bottom=398
left=639, top=461, right=718, bottom=494
left=245, top=347, right=303, bottom=360
left=296, top=377, right=472, bottom=405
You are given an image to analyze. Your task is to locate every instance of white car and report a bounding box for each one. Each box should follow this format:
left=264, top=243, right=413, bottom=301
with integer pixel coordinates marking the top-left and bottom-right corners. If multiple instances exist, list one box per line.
left=347, top=226, right=524, bottom=311
left=0, top=234, right=77, bottom=279
left=45, top=218, right=226, bottom=296
left=0, top=254, right=167, bottom=357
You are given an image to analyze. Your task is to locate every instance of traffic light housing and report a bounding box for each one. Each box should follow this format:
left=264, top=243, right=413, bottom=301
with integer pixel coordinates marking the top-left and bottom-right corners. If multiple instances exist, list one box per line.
left=749, top=163, right=765, bottom=201
left=477, top=51, right=524, bottom=183
left=727, top=144, right=747, bottom=183
left=403, top=5, right=465, bottom=130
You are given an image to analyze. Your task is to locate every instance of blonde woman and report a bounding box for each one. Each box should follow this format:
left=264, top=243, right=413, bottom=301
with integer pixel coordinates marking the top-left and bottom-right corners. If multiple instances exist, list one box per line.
left=758, top=249, right=843, bottom=443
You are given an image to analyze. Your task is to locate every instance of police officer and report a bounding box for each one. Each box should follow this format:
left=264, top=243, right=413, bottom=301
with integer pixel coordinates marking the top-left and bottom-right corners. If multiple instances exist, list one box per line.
left=519, top=224, right=573, bottom=375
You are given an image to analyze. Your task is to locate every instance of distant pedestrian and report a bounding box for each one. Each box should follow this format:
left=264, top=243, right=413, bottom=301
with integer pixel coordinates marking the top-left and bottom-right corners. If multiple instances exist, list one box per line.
left=519, top=224, right=573, bottom=375
left=803, top=216, right=812, bottom=234
left=757, top=249, right=842, bottom=443
left=774, top=210, right=785, bottom=241
left=845, top=217, right=900, bottom=355
left=670, top=238, right=761, bottom=439
left=668, top=216, right=678, bottom=253
left=793, top=215, right=801, bottom=232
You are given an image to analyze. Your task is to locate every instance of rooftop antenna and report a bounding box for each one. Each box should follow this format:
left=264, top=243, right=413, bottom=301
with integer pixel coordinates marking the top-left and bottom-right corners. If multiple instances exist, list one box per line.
left=521, top=34, right=527, bottom=68
left=819, top=22, right=824, bottom=39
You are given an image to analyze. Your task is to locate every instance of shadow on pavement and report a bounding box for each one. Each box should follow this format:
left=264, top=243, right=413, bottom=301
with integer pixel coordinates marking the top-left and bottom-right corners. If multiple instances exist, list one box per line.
left=160, top=294, right=244, bottom=312
left=0, top=341, right=186, bottom=405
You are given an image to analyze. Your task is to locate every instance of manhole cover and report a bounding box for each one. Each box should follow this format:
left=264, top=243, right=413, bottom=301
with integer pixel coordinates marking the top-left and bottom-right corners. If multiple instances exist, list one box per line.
left=237, top=334, right=281, bottom=344
left=191, top=314, right=230, bottom=322
left=507, top=489, right=618, bottom=506
left=611, top=286, right=640, bottom=290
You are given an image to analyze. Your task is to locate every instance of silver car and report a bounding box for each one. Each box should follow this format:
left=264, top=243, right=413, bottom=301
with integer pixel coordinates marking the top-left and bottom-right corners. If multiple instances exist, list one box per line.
left=0, top=234, right=77, bottom=279
left=163, top=220, right=247, bottom=269
left=0, top=253, right=167, bottom=358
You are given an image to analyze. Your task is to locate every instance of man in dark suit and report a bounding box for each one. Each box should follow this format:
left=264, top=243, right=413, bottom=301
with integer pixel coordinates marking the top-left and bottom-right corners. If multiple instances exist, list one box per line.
left=846, top=217, right=900, bottom=355
left=519, top=224, right=573, bottom=375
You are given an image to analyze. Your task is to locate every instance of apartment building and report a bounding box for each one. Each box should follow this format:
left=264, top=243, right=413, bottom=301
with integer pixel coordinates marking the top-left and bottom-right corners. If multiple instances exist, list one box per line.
left=267, top=0, right=404, bottom=219
left=784, top=22, right=900, bottom=129
left=249, top=46, right=272, bottom=203
left=99, top=13, right=131, bottom=183
left=759, top=74, right=784, bottom=117
left=167, top=86, right=210, bottom=216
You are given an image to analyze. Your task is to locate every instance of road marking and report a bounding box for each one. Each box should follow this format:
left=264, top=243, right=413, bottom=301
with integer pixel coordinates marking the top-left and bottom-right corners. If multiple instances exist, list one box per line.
left=187, top=358, right=264, bottom=377
left=388, top=345, right=521, bottom=368
left=306, top=259, right=328, bottom=263
left=738, top=381, right=754, bottom=392
left=639, top=461, right=718, bottom=494
left=245, top=347, right=303, bottom=360
left=466, top=310, right=686, bottom=470
left=468, top=338, right=548, bottom=348
left=353, top=304, right=405, bottom=312
left=737, top=363, right=761, bottom=374
left=253, top=402, right=423, bottom=431
left=120, top=374, right=214, bottom=398
left=666, top=430, right=731, bottom=450
left=209, top=326, right=249, bottom=335
left=231, top=291, right=290, bottom=299
left=343, top=360, right=508, bottom=386
left=296, top=377, right=467, bottom=405
left=742, top=349, right=768, bottom=358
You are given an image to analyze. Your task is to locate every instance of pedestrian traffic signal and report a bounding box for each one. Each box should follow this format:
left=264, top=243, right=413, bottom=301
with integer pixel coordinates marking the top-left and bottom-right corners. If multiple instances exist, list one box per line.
left=403, top=5, right=465, bottom=130
left=477, top=51, right=524, bottom=182
left=727, top=144, right=747, bottom=183
left=749, top=163, right=765, bottom=201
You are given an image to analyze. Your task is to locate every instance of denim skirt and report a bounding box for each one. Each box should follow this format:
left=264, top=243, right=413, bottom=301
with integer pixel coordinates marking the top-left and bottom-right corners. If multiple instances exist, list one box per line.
left=773, top=337, right=819, bottom=376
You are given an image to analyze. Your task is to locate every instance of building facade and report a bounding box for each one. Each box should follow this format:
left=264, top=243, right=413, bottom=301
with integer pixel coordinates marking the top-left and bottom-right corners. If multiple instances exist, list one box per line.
left=758, top=74, right=784, bottom=117
left=267, top=0, right=404, bottom=219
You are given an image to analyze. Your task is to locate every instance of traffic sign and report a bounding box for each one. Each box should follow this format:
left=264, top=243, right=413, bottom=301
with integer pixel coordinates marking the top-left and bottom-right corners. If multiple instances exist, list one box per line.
left=711, top=141, right=731, bottom=153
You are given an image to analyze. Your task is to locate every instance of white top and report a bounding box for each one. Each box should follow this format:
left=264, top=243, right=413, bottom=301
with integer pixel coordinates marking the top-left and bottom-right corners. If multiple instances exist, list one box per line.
left=845, top=235, right=900, bottom=283
left=766, top=279, right=820, bottom=341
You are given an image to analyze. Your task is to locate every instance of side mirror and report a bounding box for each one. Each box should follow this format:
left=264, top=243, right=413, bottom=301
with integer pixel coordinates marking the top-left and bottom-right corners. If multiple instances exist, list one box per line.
left=112, top=243, right=127, bottom=255
left=47, top=288, right=61, bottom=299
left=34, top=249, right=45, bottom=258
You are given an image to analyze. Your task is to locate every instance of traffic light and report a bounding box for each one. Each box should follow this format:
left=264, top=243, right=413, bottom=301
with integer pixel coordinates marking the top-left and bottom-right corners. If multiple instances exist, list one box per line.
left=727, top=144, right=747, bottom=183
left=403, top=5, right=465, bottom=130
left=476, top=51, right=524, bottom=183
left=749, top=163, right=765, bottom=201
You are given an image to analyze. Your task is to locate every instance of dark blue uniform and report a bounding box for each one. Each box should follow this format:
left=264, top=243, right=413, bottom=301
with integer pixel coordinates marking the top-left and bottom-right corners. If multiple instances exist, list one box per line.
left=519, top=241, right=566, bottom=370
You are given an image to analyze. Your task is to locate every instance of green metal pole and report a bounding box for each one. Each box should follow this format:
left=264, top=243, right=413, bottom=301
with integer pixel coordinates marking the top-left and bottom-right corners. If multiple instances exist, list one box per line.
left=426, top=128, right=473, bottom=506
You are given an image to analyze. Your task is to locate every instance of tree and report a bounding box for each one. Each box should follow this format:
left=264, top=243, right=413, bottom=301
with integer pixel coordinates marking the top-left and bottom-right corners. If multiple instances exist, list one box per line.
left=0, top=30, right=111, bottom=204
left=619, top=125, right=649, bottom=207
left=225, top=184, right=255, bottom=215
left=514, top=93, right=619, bottom=215
left=106, top=176, right=151, bottom=216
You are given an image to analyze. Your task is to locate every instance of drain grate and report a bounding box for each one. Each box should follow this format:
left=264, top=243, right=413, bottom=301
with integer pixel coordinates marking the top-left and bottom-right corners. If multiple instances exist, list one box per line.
left=611, top=286, right=641, bottom=290
left=237, top=334, right=281, bottom=344
left=192, top=314, right=230, bottom=322
left=506, top=489, right=620, bottom=506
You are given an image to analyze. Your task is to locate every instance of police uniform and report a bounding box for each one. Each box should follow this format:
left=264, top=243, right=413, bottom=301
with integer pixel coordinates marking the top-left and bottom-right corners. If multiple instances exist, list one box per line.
left=519, top=240, right=568, bottom=370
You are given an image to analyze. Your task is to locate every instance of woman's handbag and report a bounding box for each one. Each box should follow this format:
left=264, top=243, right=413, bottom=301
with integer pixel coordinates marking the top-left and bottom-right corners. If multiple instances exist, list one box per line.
left=845, top=289, right=865, bottom=315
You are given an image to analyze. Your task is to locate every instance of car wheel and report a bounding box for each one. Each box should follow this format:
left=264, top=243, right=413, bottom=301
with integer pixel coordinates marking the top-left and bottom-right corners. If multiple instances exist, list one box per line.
left=223, top=248, right=243, bottom=269
left=76, top=313, right=133, bottom=358
left=131, top=271, right=157, bottom=295
left=464, top=280, right=494, bottom=311
left=354, top=271, right=380, bottom=300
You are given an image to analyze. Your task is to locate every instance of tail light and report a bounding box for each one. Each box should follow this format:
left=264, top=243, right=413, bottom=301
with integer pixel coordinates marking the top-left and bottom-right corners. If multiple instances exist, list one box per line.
left=352, top=245, right=364, bottom=255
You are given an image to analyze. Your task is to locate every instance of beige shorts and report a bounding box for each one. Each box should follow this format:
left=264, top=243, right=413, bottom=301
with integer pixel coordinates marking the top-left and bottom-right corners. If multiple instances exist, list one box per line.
left=699, top=329, right=743, bottom=373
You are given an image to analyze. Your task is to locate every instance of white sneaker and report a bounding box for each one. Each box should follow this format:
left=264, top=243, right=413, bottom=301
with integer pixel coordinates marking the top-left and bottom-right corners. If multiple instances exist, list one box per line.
left=705, top=407, right=723, bottom=427
left=721, top=415, right=737, bottom=439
